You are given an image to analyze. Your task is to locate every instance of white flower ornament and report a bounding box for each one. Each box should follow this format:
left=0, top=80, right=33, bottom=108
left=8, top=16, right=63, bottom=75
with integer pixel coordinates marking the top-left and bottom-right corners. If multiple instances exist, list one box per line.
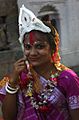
left=19, top=5, right=51, bottom=44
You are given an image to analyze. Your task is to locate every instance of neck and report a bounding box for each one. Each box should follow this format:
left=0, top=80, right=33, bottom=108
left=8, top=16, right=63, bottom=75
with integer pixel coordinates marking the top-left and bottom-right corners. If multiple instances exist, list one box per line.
left=33, top=62, right=57, bottom=79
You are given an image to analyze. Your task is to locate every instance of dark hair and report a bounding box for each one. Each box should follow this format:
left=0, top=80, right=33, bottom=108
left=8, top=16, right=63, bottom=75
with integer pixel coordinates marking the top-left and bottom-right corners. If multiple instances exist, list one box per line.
left=45, top=33, right=56, bottom=53
left=23, top=21, right=56, bottom=54
left=43, top=21, right=56, bottom=53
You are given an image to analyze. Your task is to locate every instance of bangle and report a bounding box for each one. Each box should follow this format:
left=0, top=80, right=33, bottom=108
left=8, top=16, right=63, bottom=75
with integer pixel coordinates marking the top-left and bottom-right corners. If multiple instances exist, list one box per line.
left=5, top=82, right=19, bottom=94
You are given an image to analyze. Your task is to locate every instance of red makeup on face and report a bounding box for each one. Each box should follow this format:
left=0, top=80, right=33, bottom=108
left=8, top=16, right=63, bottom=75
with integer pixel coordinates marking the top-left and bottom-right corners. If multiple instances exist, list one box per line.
left=29, top=31, right=36, bottom=45
left=23, top=31, right=52, bottom=67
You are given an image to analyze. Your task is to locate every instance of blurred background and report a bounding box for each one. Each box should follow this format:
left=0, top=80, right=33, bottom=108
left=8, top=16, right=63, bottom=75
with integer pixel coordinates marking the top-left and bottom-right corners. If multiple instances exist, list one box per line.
left=0, top=0, right=79, bottom=118
left=0, top=0, right=79, bottom=80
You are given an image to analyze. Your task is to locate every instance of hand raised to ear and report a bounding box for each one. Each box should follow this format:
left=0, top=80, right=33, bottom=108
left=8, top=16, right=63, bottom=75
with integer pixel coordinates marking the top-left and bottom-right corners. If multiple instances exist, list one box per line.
left=9, top=57, right=26, bottom=87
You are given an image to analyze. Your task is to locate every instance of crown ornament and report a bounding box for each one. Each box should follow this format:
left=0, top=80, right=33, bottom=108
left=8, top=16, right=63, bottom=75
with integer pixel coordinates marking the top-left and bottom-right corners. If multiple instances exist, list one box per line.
left=19, top=5, right=51, bottom=44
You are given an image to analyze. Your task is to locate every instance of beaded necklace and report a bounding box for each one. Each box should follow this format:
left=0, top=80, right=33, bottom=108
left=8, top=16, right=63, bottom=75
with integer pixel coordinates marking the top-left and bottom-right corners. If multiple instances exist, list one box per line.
left=24, top=71, right=59, bottom=112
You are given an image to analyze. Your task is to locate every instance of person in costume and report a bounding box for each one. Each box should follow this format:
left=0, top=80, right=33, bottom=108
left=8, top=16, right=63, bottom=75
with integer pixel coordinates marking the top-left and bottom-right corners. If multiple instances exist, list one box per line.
left=0, top=5, right=79, bottom=120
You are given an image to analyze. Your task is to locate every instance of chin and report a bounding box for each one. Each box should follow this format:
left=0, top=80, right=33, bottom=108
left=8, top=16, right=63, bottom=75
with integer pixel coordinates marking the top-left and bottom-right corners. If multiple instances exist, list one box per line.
left=30, top=62, right=41, bottom=67
left=31, top=63, right=40, bottom=67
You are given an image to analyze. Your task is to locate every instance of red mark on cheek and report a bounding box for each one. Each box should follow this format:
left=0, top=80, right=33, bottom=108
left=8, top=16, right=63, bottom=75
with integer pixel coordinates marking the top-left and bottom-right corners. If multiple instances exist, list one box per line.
left=29, top=31, right=36, bottom=45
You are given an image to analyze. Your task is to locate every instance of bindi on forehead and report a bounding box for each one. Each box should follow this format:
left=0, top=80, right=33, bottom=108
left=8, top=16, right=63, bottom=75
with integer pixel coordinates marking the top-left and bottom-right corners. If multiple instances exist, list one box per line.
left=24, top=31, right=48, bottom=45
left=29, top=31, right=36, bottom=45
left=23, top=32, right=36, bottom=44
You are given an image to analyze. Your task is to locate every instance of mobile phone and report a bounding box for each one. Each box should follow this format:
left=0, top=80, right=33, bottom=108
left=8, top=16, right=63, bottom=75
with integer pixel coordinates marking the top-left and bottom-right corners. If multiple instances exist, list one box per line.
left=14, top=50, right=24, bottom=61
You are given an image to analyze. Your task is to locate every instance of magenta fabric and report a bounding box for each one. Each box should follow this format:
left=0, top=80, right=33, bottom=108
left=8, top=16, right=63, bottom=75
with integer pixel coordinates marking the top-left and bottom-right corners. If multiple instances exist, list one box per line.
left=0, top=69, right=79, bottom=120
left=58, top=70, right=79, bottom=109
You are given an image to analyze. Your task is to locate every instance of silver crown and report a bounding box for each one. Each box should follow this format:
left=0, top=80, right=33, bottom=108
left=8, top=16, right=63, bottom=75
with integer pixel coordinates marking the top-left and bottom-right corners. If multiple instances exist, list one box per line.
left=19, top=5, right=51, bottom=44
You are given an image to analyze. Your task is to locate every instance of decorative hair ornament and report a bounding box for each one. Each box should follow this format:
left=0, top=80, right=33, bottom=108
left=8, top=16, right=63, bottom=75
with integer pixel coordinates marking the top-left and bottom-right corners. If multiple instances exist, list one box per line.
left=19, top=5, right=51, bottom=45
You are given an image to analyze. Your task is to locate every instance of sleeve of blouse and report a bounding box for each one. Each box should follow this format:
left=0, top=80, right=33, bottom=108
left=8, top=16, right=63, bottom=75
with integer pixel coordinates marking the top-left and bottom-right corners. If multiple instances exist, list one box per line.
left=59, top=70, right=79, bottom=110
left=0, top=76, right=8, bottom=102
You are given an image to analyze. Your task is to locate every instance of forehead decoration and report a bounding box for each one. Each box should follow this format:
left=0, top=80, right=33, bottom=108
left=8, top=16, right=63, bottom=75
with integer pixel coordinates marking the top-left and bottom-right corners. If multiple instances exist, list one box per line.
left=19, top=4, right=51, bottom=46
left=29, top=31, right=36, bottom=45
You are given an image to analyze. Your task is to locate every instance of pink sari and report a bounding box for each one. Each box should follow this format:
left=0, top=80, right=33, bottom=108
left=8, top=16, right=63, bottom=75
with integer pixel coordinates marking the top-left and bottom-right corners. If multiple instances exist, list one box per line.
left=0, top=69, right=79, bottom=120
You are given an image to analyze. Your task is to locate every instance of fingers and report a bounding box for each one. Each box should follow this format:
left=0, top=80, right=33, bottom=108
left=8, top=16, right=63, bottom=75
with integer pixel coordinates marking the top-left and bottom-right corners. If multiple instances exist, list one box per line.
left=15, top=57, right=26, bottom=64
left=10, top=57, right=27, bottom=86
left=13, top=57, right=27, bottom=74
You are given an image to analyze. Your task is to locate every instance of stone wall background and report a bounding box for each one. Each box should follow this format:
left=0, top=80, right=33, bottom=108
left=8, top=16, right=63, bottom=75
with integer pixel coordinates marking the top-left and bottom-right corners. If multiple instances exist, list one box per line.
left=0, top=0, right=22, bottom=80
left=0, top=0, right=79, bottom=117
left=0, top=0, right=79, bottom=80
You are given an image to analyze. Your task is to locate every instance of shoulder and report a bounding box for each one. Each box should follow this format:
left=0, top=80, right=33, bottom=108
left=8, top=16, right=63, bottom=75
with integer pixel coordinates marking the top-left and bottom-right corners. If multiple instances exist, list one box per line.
left=59, top=69, right=78, bottom=78
left=58, top=69, right=79, bottom=82
left=57, top=69, right=79, bottom=93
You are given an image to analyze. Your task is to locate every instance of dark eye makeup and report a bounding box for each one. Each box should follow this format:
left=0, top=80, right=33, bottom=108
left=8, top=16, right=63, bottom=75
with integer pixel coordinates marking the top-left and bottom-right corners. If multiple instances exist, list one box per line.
left=24, top=44, right=31, bottom=50
left=35, top=43, right=46, bottom=49
left=24, top=42, right=47, bottom=50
